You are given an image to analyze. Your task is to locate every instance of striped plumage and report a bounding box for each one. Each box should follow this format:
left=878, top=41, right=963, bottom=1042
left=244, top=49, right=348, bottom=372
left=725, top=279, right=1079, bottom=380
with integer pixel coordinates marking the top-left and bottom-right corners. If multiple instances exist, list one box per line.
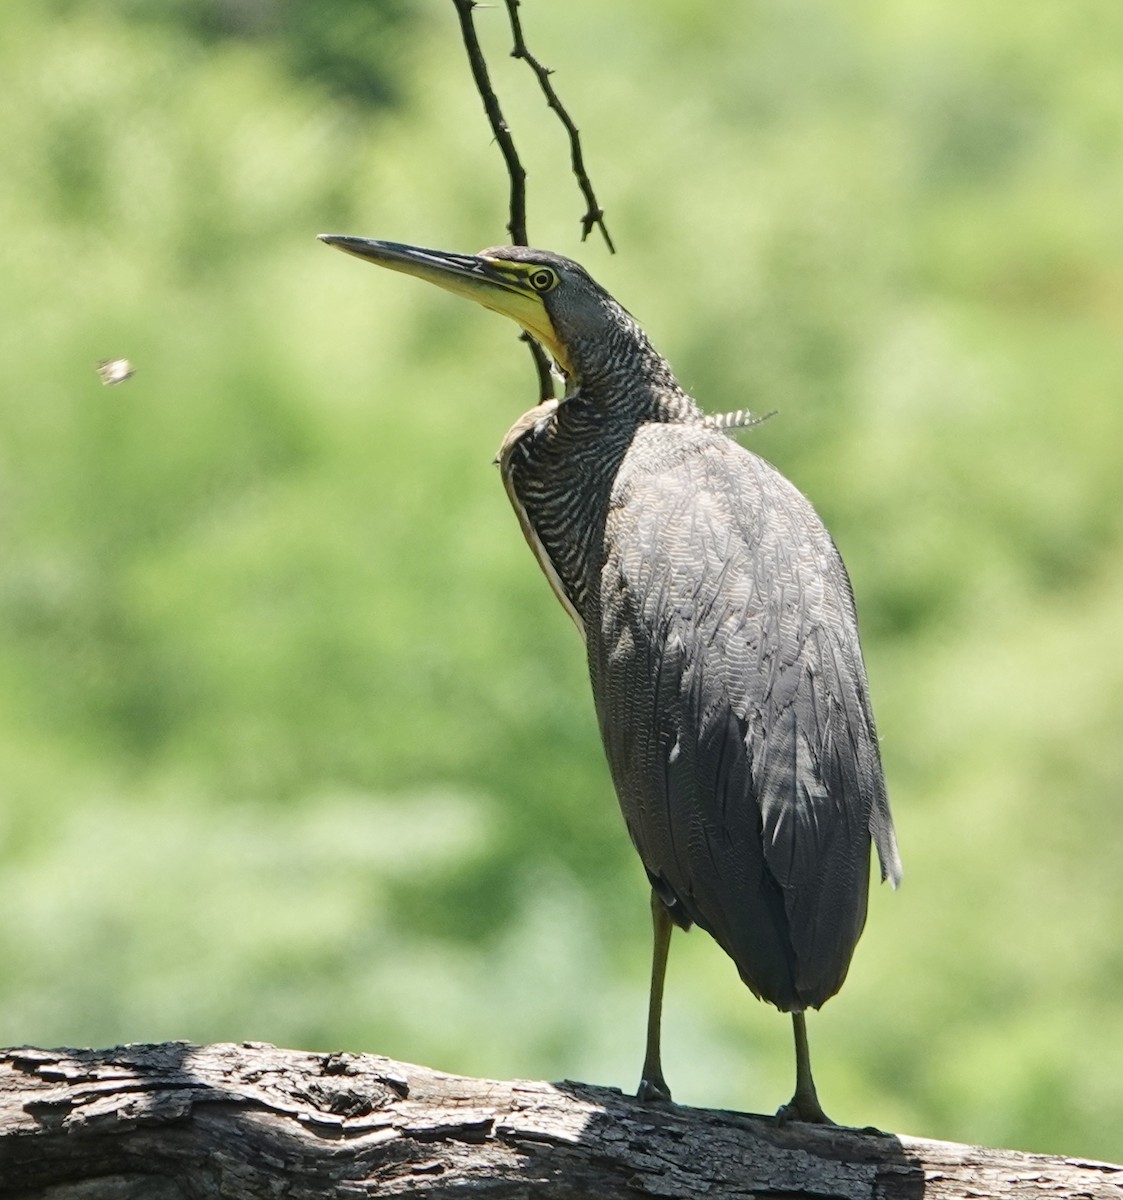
left=494, top=250, right=900, bottom=1015
left=320, top=235, right=902, bottom=1122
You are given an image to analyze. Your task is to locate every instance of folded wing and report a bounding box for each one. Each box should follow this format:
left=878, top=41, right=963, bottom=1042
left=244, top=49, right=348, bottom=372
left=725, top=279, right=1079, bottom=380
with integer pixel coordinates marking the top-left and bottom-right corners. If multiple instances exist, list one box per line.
left=589, top=423, right=901, bottom=1011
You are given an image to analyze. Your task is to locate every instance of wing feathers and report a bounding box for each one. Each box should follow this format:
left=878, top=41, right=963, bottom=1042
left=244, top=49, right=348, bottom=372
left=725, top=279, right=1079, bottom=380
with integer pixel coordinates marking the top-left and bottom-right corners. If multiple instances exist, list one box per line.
left=591, top=423, right=896, bottom=1011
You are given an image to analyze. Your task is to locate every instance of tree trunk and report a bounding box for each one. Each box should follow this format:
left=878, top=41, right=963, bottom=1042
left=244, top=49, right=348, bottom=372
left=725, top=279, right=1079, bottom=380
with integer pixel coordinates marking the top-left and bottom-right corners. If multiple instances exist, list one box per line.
left=0, top=1043, right=1118, bottom=1198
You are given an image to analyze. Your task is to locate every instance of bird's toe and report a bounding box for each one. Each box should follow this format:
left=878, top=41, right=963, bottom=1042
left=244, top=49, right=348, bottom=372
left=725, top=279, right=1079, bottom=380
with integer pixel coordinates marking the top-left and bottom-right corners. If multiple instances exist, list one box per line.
left=636, top=1075, right=673, bottom=1104
left=775, top=1093, right=835, bottom=1125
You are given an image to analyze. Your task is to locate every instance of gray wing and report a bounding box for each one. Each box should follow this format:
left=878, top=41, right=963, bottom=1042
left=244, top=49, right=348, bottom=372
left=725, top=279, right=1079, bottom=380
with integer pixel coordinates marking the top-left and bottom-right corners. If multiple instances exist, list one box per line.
left=589, top=424, right=900, bottom=1012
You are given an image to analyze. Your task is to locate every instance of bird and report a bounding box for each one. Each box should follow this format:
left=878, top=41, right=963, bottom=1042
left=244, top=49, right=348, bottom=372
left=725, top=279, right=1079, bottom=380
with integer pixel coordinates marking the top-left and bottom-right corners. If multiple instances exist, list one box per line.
left=319, top=234, right=902, bottom=1123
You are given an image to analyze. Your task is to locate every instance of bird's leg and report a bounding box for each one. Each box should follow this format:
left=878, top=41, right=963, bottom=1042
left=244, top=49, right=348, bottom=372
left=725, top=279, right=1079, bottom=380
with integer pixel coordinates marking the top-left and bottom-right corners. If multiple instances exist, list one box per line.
left=776, top=1011, right=834, bottom=1124
left=637, top=889, right=673, bottom=1102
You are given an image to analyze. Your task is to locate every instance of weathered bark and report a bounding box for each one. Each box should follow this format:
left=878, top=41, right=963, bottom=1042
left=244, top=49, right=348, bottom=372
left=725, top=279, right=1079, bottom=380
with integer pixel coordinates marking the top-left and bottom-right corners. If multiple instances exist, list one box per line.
left=0, top=1043, right=1118, bottom=1199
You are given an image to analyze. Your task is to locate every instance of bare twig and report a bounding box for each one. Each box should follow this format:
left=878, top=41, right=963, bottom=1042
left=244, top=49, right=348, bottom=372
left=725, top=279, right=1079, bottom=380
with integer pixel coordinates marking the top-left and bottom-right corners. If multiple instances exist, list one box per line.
left=451, top=0, right=527, bottom=244
left=504, top=0, right=616, bottom=253
left=451, top=0, right=555, bottom=402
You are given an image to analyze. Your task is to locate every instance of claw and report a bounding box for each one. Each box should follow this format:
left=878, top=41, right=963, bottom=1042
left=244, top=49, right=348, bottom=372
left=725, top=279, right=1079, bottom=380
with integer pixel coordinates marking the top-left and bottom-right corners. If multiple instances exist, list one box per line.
left=637, top=1073, right=673, bottom=1104
left=775, top=1092, right=834, bottom=1125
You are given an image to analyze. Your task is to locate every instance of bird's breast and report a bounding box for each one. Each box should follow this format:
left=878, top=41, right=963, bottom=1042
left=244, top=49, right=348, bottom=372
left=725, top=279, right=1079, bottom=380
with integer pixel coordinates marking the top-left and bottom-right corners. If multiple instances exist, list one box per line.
left=497, top=401, right=635, bottom=634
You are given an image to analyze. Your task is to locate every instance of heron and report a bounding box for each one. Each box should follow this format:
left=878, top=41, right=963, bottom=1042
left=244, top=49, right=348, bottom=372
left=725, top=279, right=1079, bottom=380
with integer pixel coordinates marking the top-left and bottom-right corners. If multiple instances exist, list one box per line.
left=319, top=235, right=902, bottom=1123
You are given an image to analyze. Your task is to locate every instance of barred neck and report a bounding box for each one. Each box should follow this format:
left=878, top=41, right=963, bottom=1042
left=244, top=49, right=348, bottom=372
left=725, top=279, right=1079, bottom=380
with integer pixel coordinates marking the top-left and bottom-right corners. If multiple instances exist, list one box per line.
left=564, top=306, right=702, bottom=426
left=500, top=397, right=636, bottom=628
left=502, top=313, right=704, bottom=625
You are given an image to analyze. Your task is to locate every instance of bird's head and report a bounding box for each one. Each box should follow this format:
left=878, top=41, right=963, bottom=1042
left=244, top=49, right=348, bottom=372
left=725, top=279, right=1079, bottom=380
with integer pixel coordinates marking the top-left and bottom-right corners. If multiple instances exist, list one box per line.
left=318, top=236, right=664, bottom=393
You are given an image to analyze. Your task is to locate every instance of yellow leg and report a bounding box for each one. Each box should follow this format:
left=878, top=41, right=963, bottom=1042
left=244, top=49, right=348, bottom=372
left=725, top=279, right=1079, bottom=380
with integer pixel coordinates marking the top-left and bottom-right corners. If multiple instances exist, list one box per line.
left=777, top=1011, right=833, bottom=1124
left=637, top=889, right=673, bottom=1102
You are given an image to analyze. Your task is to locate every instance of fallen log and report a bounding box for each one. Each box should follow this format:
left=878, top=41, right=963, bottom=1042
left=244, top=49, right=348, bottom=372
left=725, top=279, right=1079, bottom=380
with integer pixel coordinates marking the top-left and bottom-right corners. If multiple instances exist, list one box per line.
left=0, top=1043, right=1119, bottom=1198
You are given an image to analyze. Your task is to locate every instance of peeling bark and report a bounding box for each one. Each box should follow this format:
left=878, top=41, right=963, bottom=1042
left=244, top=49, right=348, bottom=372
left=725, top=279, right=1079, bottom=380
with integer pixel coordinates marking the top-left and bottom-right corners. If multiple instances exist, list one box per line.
left=0, top=1043, right=1118, bottom=1198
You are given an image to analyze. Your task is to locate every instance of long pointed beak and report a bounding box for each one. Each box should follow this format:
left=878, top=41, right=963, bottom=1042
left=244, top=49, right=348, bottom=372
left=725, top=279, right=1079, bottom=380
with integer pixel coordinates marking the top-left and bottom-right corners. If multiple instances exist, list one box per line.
left=318, top=235, right=567, bottom=372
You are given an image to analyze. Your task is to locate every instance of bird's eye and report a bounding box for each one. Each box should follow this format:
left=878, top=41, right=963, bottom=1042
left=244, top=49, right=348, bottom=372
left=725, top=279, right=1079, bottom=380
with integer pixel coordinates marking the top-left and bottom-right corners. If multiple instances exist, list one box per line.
left=528, top=268, right=557, bottom=293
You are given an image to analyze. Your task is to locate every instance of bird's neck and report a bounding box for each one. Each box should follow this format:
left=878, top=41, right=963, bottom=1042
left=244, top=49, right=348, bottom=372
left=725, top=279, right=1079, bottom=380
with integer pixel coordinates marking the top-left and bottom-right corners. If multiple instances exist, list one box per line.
left=499, top=317, right=703, bottom=627
left=573, top=373, right=700, bottom=427
left=498, top=399, right=625, bottom=632
left=499, top=371, right=699, bottom=633
left=566, top=325, right=701, bottom=427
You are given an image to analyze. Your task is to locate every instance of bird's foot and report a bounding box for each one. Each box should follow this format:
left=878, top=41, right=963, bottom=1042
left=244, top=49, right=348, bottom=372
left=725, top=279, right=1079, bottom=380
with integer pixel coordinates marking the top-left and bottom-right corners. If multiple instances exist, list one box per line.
left=775, top=1091, right=835, bottom=1125
left=636, top=1073, right=673, bottom=1104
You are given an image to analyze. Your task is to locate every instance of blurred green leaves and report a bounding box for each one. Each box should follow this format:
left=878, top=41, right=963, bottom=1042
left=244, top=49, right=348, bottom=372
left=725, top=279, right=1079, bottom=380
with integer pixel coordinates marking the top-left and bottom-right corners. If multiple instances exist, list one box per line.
left=1, top=0, right=1121, bottom=1164
left=40, top=0, right=417, bottom=108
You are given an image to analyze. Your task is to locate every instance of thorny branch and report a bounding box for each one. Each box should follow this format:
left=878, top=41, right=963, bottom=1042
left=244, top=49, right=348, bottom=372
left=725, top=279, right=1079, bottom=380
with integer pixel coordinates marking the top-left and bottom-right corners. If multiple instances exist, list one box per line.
left=452, top=0, right=616, bottom=404
left=451, top=0, right=529, bottom=245
left=504, top=0, right=616, bottom=253
left=451, top=0, right=555, bottom=403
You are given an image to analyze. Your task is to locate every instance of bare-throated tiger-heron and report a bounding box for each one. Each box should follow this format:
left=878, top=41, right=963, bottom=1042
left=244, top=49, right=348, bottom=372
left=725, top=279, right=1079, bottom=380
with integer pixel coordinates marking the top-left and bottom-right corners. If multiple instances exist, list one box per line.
left=319, top=235, right=903, bottom=1123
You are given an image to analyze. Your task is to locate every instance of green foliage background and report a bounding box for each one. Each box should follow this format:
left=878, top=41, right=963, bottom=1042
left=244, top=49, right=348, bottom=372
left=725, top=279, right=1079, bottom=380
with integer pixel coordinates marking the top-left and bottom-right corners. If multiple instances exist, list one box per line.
left=2, top=0, right=1121, bottom=1162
